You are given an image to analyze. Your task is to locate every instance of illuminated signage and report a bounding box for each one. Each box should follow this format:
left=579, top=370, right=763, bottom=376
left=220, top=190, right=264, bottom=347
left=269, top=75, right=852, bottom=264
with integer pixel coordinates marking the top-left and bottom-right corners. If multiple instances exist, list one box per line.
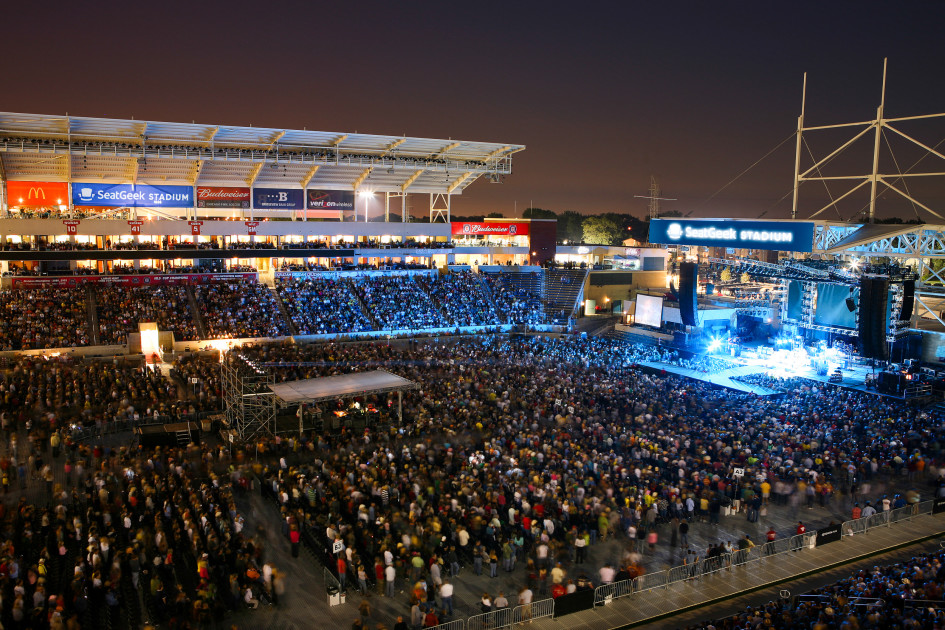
left=649, top=219, right=815, bottom=252
left=6, top=181, right=69, bottom=207
left=450, top=222, right=530, bottom=236
left=73, top=183, right=193, bottom=208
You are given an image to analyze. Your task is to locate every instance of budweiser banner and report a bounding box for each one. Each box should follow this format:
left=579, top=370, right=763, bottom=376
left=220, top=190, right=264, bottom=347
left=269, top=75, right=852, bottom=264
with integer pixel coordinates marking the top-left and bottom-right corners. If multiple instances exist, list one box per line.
left=6, top=181, right=69, bottom=207
left=253, top=188, right=303, bottom=210
left=197, top=186, right=251, bottom=209
left=307, top=189, right=354, bottom=211
left=451, top=222, right=530, bottom=236
left=127, top=220, right=144, bottom=235
left=10, top=273, right=258, bottom=289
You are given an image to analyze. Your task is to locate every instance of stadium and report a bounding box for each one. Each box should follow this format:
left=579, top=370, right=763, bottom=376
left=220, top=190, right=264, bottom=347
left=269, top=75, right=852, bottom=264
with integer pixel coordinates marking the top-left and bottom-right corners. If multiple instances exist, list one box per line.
left=2, top=72, right=945, bottom=630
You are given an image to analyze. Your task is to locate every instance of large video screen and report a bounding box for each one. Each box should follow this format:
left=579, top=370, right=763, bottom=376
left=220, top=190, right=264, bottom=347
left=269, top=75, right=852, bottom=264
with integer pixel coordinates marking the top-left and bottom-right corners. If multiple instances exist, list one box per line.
left=814, top=283, right=859, bottom=329
left=635, top=294, right=664, bottom=327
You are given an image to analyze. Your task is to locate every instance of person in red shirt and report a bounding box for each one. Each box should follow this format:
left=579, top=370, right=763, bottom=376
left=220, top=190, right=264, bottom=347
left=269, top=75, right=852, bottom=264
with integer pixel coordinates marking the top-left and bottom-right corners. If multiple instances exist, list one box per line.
left=765, top=527, right=777, bottom=555
left=424, top=608, right=440, bottom=628
left=289, top=524, right=301, bottom=558
left=793, top=521, right=805, bottom=552
left=551, top=582, right=566, bottom=599
left=852, top=503, right=862, bottom=519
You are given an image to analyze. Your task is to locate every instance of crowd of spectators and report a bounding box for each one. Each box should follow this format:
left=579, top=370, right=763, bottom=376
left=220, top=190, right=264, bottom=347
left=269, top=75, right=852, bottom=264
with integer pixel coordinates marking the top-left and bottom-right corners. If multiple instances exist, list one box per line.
left=356, top=276, right=450, bottom=331
left=0, top=329, right=943, bottom=627
left=481, top=272, right=547, bottom=326
left=693, top=550, right=945, bottom=629
left=417, top=271, right=499, bottom=327
left=195, top=334, right=945, bottom=627
left=194, top=282, right=290, bottom=340
left=95, top=285, right=200, bottom=344
left=276, top=277, right=375, bottom=335
left=0, top=288, right=90, bottom=350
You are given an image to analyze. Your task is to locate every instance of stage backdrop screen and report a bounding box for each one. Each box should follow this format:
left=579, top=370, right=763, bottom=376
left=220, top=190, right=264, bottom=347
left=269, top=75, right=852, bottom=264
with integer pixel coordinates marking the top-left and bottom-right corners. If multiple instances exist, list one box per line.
left=786, top=281, right=803, bottom=321
left=635, top=294, right=663, bottom=327
left=814, top=283, right=859, bottom=329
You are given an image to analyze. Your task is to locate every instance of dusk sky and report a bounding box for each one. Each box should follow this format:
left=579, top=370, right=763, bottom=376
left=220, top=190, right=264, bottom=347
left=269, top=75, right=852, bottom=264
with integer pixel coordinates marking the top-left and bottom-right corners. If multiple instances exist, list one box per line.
left=3, top=1, right=944, bottom=220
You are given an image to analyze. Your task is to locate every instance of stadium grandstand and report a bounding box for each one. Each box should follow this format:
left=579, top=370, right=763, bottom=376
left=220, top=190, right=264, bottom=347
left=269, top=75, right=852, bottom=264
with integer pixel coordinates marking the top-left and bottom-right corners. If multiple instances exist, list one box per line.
left=2, top=111, right=945, bottom=630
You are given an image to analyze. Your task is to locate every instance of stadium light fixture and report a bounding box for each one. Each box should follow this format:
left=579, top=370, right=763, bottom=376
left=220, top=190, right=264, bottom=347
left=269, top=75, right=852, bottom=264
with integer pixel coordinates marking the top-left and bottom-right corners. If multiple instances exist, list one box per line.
left=707, top=338, right=723, bottom=352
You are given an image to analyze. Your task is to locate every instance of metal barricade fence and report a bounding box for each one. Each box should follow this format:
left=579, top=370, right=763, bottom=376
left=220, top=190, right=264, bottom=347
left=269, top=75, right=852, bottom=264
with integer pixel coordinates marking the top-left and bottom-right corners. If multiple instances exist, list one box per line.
left=594, top=579, right=634, bottom=605
left=513, top=598, right=554, bottom=624
left=323, top=566, right=341, bottom=592
left=843, top=517, right=868, bottom=537
left=632, top=570, right=668, bottom=593
left=763, top=536, right=793, bottom=556
left=667, top=562, right=696, bottom=584
left=865, top=511, right=889, bottom=530
left=467, top=607, right=512, bottom=630
left=889, top=505, right=914, bottom=524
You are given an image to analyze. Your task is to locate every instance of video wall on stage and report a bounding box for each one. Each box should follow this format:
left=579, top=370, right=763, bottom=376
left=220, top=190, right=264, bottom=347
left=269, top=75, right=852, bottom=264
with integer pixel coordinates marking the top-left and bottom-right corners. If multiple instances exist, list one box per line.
left=635, top=293, right=664, bottom=327
left=814, top=283, right=859, bottom=329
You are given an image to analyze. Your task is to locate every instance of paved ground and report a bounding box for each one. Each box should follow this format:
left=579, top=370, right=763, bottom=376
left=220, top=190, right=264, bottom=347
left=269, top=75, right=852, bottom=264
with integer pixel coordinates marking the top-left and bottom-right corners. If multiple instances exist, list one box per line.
left=1, top=422, right=934, bottom=630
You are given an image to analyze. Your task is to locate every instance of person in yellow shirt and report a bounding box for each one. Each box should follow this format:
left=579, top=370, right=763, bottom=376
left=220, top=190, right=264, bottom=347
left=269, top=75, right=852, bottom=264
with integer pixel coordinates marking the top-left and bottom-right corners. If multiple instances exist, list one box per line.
left=760, top=480, right=771, bottom=506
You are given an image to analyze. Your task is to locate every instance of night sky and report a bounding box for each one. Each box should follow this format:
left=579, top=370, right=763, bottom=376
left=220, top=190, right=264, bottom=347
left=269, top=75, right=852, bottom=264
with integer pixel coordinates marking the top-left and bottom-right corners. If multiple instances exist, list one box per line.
left=3, top=1, right=944, bottom=220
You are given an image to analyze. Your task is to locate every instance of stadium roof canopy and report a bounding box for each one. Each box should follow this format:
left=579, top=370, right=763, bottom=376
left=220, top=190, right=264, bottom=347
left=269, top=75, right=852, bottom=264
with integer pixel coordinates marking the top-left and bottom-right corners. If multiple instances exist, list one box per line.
left=0, top=112, right=524, bottom=195
left=268, top=369, right=416, bottom=405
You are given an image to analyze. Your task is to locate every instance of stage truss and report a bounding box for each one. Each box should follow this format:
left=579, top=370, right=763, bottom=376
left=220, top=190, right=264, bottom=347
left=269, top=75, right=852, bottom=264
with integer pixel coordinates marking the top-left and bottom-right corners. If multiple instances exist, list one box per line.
left=222, top=353, right=276, bottom=441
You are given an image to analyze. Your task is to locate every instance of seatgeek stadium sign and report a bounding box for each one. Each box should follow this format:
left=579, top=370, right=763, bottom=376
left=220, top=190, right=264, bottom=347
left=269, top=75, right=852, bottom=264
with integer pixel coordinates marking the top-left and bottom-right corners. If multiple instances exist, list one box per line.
left=73, top=183, right=193, bottom=208
left=648, top=219, right=815, bottom=253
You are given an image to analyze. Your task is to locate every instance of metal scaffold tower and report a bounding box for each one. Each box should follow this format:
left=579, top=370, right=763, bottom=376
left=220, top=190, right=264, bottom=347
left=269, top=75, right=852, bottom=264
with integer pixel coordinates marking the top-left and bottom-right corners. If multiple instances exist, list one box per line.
left=222, top=352, right=276, bottom=440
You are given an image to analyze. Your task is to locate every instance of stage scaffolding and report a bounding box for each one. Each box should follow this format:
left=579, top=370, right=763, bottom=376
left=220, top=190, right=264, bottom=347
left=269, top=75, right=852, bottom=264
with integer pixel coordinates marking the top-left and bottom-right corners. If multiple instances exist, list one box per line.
left=222, top=353, right=276, bottom=441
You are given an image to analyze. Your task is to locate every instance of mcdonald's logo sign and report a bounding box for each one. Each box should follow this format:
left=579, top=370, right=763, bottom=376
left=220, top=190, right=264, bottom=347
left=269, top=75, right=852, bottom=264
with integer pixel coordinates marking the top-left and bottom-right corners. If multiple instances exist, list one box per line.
left=6, top=181, right=69, bottom=208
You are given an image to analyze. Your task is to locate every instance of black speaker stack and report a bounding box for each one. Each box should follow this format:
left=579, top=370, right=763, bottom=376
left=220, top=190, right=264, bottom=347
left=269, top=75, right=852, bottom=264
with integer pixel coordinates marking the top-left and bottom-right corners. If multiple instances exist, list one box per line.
left=858, top=276, right=889, bottom=360
left=679, top=262, right=698, bottom=327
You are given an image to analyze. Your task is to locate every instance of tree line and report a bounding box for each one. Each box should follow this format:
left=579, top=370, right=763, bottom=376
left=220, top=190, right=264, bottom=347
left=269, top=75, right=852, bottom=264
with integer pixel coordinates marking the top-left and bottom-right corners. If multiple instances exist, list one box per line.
left=452, top=208, right=677, bottom=246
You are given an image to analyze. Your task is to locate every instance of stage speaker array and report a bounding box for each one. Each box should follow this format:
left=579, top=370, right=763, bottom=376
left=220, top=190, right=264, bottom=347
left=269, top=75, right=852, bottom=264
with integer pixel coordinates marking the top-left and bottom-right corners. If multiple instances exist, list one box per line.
left=900, top=279, right=915, bottom=321
left=679, top=262, right=698, bottom=327
left=858, top=277, right=889, bottom=360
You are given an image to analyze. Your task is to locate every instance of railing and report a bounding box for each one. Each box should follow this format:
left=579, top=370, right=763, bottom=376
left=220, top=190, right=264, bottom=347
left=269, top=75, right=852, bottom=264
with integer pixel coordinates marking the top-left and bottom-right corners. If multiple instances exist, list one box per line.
left=466, top=607, right=512, bottom=630
left=513, top=598, right=554, bottom=624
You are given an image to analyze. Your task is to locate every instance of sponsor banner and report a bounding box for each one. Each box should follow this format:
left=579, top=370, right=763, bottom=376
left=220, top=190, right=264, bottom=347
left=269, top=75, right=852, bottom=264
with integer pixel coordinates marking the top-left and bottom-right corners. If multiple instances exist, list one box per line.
left=10, top=272, right=257, bottom=289
left=73, top=183, right=194, bottom=208
left=127, top=220, right=144, bottom=235
left=6, top=181, right=69, bottom=207
left=648, top=219, right=815, bottom=253
left=451, top=222, right=530, bottom=236
left=815, top=525, right=842, bottom=546
left=197, top=186, right=251, bottom=209
left=306, top=189, right=354, bottom=211
left=253, top=188, right=304, bottom=210
left=62, top=220, right=80, bottom=235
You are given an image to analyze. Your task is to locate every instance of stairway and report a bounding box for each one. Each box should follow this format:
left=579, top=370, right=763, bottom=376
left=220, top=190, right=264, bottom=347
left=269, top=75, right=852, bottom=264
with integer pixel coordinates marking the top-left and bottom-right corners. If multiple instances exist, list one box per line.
left=475, top=271, right=502, bottom=321
left=352, top=279, right=383, bottom=330
left=270, top=286, right=298, bottom=336
left=176, top=425, right=193, bottom=447
left=87, top=285, right=101, bottom=344
left=543, top=268, right=589, bottom=323
left=186, top=286, right=209, bottom=339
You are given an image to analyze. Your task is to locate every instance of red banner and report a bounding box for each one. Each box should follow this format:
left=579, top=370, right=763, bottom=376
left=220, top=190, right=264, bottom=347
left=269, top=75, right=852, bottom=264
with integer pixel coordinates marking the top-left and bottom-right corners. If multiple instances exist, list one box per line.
left=196, top=186, right=251, bottom=208
left=451, top=222, right=530, bottom=236
left=188, top=221, right=203, bottom=236
left=10, top=272, right=257, bottom=289
left=62, top=219, right=80, bottom=235
left=127, top=220, right=144, bottom=235
left=7, top=181, right=69, bottom=207
left=245, top=221, right=260, bottom=235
